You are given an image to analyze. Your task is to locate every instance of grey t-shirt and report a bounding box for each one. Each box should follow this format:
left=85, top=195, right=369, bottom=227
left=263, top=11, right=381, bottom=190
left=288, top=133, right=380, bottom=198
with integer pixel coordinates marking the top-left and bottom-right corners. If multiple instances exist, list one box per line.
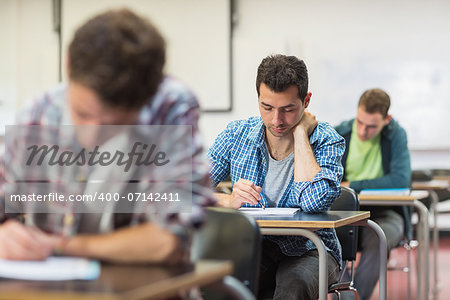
left=262, top=143, right=295, bottom=207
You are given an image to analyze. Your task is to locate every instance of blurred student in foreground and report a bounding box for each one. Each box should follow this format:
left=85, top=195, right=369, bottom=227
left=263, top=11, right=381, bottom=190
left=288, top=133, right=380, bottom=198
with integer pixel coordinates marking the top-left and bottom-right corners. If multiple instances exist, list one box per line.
left=0, top=9, right=213, bottom=263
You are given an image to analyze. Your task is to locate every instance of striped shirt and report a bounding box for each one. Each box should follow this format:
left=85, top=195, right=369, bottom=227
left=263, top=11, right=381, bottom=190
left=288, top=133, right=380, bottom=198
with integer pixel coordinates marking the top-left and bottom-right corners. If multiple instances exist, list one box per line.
left=208, top=116, right=345, bottom=265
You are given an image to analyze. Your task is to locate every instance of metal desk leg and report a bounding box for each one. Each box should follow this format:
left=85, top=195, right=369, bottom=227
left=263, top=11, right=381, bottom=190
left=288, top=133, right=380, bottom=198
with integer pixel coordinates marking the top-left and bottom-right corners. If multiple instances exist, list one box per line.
left=260, top=228, right=328, bottom=300
left=429, top=190, right=440, bottom=300
left=356, top=219, right=388, bottom=300
left=414, top=200, right=430, bottom=300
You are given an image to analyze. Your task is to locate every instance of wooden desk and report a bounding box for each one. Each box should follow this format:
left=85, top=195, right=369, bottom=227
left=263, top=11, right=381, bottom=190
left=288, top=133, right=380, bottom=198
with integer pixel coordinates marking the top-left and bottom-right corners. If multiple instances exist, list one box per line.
left=0, top=260, right=235, bottom=300
left=359, top=190, right=430, bottom=300
left=412, top=180, right=450, bottom=190
left=255, top=210, right=369, bottom=229
left=412, top=181, right=450, bottom=300
left=433, top=175, right=450, bottom=182
left=248, top=210, right=386, bottom=300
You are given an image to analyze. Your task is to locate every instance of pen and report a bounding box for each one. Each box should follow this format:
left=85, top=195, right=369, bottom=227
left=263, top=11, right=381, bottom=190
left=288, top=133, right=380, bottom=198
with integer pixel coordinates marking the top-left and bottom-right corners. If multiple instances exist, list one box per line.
left=258, top=200, right=265, bottom=209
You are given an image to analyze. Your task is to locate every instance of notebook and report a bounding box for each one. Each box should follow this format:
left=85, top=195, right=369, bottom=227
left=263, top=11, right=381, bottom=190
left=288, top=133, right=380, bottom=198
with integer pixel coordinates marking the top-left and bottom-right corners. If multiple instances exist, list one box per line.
left=0, top=256, right=100, bottom=280
left=239, top=207, right=299, bottom=215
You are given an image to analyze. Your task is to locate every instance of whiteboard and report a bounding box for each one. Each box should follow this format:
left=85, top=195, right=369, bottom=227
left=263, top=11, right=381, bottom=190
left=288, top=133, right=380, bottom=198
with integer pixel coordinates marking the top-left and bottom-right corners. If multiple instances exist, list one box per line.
left=230, top=0, right=450, bottom=150
left=61, top=0, right=231, bottom=111
left=292, top=1, right=450, bottom=150
left=310, top=57, right=450, bottom=150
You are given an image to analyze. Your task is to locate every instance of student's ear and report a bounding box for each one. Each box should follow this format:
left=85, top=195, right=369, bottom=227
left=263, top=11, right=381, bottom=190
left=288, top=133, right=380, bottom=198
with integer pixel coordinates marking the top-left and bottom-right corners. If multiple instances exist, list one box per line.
left=303, top=92, right=312, bottom=108
left=384, top=114, right=392, bottom=125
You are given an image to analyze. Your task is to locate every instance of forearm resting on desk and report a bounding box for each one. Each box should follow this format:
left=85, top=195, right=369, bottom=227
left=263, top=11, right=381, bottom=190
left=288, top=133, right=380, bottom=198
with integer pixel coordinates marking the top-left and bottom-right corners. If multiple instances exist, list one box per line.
left=62, top=223, right=184, bottom=264
left=214, top=193, right=233, bottom=208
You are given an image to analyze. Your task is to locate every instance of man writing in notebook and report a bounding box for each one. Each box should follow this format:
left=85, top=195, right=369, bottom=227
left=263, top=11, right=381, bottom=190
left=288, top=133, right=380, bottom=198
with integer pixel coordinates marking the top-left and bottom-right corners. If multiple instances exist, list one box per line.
left=0, top=9, right=212, bottom=263
left=208, top=54, right=344, bottom=300
left=335, top=88, right=411, bottom=300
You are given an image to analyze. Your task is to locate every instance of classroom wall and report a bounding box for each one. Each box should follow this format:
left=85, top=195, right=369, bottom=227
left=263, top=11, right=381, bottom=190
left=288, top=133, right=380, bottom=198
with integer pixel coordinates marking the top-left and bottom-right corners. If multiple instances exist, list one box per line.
left=199, top=0, right=450, bottom=168
left=0, top=0, right=232, bottom=118
left=0, top=0, right=59, bottom=134
left=1, top=0, right=450, bottom=168
left=60, top=0, right=231, bottom=112
left=0, top=0, right=19, bottom=132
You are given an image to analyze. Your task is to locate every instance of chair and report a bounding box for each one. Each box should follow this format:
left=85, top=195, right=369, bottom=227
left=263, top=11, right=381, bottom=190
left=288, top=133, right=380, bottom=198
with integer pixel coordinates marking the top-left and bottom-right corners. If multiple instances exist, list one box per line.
left=191, top=207, right=262, bottom=299
left=328, top=186, right=360, bottom=300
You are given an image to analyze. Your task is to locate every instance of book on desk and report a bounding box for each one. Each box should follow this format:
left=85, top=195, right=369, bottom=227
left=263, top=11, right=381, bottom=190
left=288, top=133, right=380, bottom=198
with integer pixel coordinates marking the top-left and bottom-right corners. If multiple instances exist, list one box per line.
left=0, top=256, right=100, bottom=281
left=359, top=188, right=411, bottom=195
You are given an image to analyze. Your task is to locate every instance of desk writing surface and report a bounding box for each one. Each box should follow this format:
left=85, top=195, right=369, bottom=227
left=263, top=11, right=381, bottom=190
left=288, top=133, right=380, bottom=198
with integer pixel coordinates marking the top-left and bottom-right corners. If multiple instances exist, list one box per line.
left=434, top=175, right=450, bottom=182
left=412, top=180, right=450, bottom=190
left=0, top=260, right=232, bottom=300
left=359, top=190, right=429, bottom=202
left=254, top=210, right=370, bottom=229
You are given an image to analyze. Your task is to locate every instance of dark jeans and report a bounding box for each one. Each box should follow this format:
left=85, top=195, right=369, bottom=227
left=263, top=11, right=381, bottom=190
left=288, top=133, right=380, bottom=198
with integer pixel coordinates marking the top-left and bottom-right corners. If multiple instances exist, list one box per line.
left=258, top=239, right=340, bottom=300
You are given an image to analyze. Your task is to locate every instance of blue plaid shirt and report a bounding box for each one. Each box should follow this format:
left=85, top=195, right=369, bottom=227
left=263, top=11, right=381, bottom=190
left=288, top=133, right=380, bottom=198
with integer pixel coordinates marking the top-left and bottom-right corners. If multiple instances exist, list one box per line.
left=208, top=116, right=345, bottom=266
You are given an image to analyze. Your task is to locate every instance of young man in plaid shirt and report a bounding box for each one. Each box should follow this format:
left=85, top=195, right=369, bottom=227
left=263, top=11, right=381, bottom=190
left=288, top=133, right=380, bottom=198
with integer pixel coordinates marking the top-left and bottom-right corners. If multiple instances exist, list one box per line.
left=208, top=54, right=345, bottom=300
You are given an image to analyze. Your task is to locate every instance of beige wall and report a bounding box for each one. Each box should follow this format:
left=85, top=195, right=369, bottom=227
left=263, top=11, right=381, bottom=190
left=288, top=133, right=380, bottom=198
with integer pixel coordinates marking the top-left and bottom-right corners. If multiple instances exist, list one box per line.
left=0, top=0, right=58, bottom=107
left=2, top=0, right=450, bottom=167
left=201, top=0, right=450, bottom=150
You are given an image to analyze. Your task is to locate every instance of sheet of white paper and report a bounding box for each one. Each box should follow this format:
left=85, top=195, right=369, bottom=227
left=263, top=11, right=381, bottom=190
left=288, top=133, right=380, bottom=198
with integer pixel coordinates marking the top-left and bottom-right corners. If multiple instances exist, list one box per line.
left=239, top=207, right=299, bottom=215
left=0, top=256, right=100, bottom=280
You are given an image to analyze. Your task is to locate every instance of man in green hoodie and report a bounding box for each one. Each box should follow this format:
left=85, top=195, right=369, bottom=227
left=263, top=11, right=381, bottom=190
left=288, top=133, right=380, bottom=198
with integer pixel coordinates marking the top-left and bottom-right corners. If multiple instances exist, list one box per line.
left=334, top=88, right=411, bottom=300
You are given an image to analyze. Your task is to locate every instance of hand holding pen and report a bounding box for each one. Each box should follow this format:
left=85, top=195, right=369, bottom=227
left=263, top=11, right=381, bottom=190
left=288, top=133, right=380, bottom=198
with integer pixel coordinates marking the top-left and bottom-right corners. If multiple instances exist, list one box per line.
left=230, top=178, right=264, bottom=209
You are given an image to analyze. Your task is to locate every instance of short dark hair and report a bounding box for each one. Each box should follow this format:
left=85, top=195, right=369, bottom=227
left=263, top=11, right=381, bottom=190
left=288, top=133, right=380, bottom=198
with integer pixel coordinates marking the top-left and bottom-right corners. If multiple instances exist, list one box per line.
left=68, top=8, right=166, bottom=110
left=358, top=88, right=391, bottom=118
left=256, top=54, right=308, bottom=101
